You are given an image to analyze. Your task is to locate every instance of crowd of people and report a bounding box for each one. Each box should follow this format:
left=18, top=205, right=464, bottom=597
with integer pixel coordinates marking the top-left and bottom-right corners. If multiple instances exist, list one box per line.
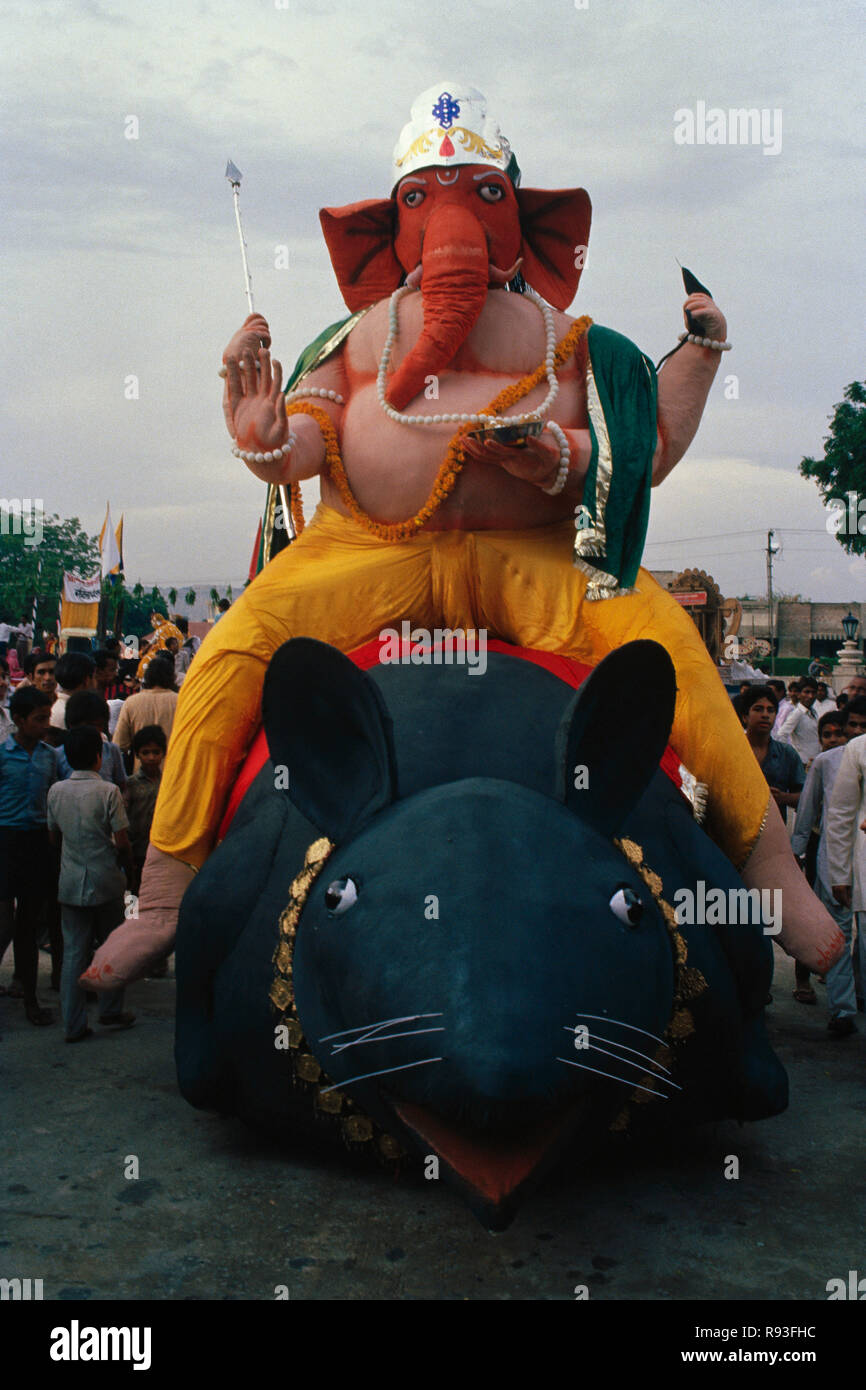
left=0, top=614, right=203, bottom=1040
left=735, top=672, right=866, bottom=1036
left=3, top=608, right=865, bottom=1046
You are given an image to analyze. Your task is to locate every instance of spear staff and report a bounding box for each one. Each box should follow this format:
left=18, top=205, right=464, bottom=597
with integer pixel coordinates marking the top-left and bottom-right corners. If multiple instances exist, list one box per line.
left=225, top=160, right=254, bottom=315
left=222, top=159, right=295, bottom=543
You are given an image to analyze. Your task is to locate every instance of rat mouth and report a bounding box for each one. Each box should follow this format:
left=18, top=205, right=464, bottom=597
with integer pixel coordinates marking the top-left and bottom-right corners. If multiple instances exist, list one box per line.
left=392, top=1097, right=581, bottom=1229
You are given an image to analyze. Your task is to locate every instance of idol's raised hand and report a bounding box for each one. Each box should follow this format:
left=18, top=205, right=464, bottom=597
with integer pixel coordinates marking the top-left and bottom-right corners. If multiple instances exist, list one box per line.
left=221, top=313, right=273, bottom=440
left=223, top=313, right=272, bottom=363
left=683, top=293, right=727, bottom=344
left=223, top=346, right=290, bottom=483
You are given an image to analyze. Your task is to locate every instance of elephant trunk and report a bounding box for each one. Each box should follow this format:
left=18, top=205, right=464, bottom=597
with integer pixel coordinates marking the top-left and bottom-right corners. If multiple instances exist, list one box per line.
left=386, top=203, right=490, bottom=412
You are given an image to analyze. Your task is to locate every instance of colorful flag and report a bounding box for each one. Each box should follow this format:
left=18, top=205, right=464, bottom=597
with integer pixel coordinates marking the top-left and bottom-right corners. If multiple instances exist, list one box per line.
left=60, top=570, right=101, bottom=638
left=99, top=503, right=122, bottom=578
left=115, top=513, right=124, bottom=573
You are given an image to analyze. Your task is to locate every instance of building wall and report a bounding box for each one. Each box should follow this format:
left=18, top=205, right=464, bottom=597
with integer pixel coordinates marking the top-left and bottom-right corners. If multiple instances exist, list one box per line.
left=647, top=575, right=866, bottom=661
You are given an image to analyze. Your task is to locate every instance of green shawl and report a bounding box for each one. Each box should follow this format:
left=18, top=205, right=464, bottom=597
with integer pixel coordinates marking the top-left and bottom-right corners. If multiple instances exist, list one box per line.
left=572, top=325, right=659, bottom=599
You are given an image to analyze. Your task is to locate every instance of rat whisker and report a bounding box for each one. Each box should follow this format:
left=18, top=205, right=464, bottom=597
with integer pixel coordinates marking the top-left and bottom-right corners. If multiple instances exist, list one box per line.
left=319, top=1012, right=442, bottom=1043
left=573, top=1012, right=667, bottom=1048
left=556, top=1056, right=669, bottom=1099
left=586, top=1041, right=681, bottom=1090
left=321, top=1057, right=443, bottom=1094
left=331, top=1026, right=445, bottom=1054
left=563, top=1026, right=674, bottom=1076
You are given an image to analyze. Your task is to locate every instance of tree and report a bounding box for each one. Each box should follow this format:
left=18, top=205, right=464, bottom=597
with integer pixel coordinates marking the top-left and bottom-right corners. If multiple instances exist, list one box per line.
left=0, top=512, right=98, bottom=635
left=168, top=587, right=178, bottom=609
left=800, top=380, right=866, bottom=556
left=184, top=588, right=197, bottom=608
left=103, top=580, right=170, bottom=640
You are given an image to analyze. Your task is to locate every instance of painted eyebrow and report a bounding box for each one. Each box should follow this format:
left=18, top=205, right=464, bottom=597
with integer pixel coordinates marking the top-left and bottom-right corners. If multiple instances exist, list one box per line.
left=472, top=171, right=506, bottom=181
left=399, top=176, right=428, bottom=186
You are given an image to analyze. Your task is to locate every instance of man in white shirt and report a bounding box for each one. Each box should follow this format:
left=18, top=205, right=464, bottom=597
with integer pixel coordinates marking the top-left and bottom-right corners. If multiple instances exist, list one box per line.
left=0, top=621, right=11, bottom=656
left=812, top=681, right=837, bottom=720
left=825, top=728, right=866, bottom=1038
left=778, top=676, right=821, bottom=767
left=15, top=619, right=33, bottom=664
left=793, top=700, right=866, bottom=1034
left=771, top=679, right=796, bottom=738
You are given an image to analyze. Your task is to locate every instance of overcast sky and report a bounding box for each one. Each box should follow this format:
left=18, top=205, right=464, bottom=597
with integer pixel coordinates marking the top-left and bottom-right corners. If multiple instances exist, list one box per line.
left=2, top=0, right=864, bottom=602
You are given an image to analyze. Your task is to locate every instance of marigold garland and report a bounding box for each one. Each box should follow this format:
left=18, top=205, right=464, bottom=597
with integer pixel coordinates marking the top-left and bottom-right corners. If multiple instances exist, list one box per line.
left=289, top=481, right=305, bottom=535
left=284, top=316, right=592, bottom=541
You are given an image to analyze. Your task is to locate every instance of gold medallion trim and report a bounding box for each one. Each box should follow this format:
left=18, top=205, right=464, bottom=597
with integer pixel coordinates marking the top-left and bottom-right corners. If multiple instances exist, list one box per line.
left=608, top=836, right=708, bottom=1132
left=270, top=835, right=406, bottom=1159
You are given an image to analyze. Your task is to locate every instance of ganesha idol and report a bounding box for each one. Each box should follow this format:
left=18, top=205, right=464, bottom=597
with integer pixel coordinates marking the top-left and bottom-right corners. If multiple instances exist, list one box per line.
left=84, top=82, right=842, bottom=991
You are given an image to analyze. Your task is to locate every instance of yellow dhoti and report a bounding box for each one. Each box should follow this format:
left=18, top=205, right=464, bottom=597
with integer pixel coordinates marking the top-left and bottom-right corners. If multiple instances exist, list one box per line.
left=151, top=503, right=769, bottom=870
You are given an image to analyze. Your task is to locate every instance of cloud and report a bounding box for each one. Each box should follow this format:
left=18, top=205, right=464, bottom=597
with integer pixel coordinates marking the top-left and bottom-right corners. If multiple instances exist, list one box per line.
left=645, top=457, right=866, bottom=601
left=1, top=0, right=864, bottom=596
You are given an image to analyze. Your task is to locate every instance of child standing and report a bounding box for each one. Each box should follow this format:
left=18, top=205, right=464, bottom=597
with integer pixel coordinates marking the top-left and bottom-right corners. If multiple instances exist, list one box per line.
left=124, top=725, right=166, bottom=894
left=57, top=690, right=127, bottom=791
left=47, top=726, right=136, bottom=1042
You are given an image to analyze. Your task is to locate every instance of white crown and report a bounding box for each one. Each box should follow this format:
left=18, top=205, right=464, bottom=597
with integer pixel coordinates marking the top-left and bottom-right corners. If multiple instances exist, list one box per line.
left=391, top=83, right=514, bottom=192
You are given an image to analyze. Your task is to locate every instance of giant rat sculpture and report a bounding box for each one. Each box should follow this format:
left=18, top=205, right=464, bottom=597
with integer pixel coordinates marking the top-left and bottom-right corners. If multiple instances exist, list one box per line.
left=175, top=636, right=787, bottom=1228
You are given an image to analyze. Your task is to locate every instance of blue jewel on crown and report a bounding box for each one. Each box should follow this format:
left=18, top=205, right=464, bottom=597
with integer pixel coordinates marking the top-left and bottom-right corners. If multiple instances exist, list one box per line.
left=431, top=92, right=460, bottom=129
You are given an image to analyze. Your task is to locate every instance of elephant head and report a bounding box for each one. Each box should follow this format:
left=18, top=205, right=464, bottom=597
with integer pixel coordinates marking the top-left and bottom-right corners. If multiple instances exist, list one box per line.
left=319, top=164, right=592, bottom=411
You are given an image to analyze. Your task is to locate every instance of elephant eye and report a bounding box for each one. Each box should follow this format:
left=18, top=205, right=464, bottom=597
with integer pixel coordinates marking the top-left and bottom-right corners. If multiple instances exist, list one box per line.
left=402, top=188, right=425, bottom=208
left=609, top=886, right=643, bottom=926
left=325, top=877, right=359, bottom=915
left=478, top=182, right=505, bottom=203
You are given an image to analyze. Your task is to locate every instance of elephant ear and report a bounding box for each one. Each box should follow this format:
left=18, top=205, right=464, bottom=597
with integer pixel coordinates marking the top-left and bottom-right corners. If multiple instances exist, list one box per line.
left=517, top=187, right=592, bottom=310
left=319, top=199, right=403, bottom=312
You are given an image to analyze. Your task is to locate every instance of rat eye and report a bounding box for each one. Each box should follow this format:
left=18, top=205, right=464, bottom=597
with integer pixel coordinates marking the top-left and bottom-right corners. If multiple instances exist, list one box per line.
left=402, top=188, right=425, bottom=207
left=325, top=877, right=358, bottom=915
left=609, top=886, right=642, bottom=926
left=478, top=182, right=505, bottom=203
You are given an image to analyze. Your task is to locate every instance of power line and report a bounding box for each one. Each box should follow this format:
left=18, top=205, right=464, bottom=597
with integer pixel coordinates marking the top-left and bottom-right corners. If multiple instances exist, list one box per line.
left=644, top=527, right=829, bottom=547
left=644, top=530, right=766, bottom=545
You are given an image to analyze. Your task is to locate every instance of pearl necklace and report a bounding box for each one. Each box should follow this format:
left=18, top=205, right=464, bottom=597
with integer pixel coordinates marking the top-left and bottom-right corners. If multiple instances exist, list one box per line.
left=377, top=284, right=561, bottom=429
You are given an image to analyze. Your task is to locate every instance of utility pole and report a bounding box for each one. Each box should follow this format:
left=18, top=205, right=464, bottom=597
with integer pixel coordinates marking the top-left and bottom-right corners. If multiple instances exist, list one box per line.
left=766, top=530, right=778, bottom=675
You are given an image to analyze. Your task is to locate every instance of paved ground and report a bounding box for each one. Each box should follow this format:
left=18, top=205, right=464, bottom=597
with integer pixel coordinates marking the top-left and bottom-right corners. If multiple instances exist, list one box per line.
left=1, top=948, right=863, bottom=1302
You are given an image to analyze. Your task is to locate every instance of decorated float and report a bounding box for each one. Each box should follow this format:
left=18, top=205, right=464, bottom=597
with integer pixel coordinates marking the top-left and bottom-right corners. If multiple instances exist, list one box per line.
left=84, top=83, right=844, bottom=1224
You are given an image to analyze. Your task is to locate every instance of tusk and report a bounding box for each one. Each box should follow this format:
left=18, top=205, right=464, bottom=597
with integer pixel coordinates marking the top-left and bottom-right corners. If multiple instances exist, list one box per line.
left=488, top=257, right=524, bottom=285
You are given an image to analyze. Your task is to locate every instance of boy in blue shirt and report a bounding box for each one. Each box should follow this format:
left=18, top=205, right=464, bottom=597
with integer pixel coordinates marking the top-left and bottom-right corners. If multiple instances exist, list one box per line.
left=0, top=687, right=57, bottom=1024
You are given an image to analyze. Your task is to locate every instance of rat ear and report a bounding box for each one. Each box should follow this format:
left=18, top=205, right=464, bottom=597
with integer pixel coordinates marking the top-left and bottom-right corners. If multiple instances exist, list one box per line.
left=263, top=638, right=398, bottom=842
left=319, top=199, right=403, bottom=312
left=555, top=640, right=676, bottom=837
left=517, top=187, right=591, bottom=310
